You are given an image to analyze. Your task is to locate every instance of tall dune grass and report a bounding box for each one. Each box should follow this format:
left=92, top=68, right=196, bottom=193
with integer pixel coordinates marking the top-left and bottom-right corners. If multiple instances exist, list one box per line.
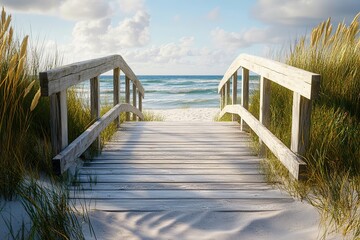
left=250, top=14, right=360, bottom=238
left=0, top=7, right=110, bottom=239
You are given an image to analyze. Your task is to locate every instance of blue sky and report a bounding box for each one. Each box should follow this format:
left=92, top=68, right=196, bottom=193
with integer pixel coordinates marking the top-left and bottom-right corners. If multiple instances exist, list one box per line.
left=2, top=0, right=359, bottom=74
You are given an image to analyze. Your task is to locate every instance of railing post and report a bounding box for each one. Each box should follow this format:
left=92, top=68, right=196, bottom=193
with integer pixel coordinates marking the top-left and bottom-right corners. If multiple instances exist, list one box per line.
left=125, top=75, right=130, bottom=121
left=259, top=76, right=271, bottom=156
left=220, top=87, right=225, bottom=110
left=232, top=71, right=238, bottom=121
left=113, top=68, right=120, bottom=128
left=291, top=92, right=312, bottom=156
left=241, top=68, right=250, bottom=131
left=138, top=93, right=143, bottom=121
left=90, top=76, right=100, bottom=151
left=50, top=90, right=68, bottom=157
left=225, top=81, right=230, bottom=106
left=132, top=83, right=137, bottom=121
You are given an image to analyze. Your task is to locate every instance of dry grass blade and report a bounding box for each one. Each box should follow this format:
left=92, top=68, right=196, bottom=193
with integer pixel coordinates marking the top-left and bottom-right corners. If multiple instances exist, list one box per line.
left=30, top=89, right=41, bottom=111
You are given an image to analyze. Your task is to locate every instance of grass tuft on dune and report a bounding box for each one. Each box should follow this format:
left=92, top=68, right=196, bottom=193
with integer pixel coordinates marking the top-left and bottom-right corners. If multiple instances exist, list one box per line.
left=250, top=13, right=360, bottom=238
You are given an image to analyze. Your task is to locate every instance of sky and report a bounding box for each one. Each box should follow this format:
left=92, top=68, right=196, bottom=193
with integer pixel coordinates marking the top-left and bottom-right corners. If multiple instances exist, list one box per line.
left=2, top=0, right=359, bottom=75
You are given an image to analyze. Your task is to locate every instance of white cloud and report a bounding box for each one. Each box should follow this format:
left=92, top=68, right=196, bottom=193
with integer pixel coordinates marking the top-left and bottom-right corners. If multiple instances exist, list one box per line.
left=59, top=0, right=112, bottom=20
left=63, top=10, right=150, bottom=61
left=210, top=0, right=359, bottom=53
left=254, top=0, right=360, bottom=26
left=3, top=0, right=111, bottom=20
left=207, top=7, right=220, bottom=21
left=116, top=0, right=146, bottom=14
left=2, top=0, right=60, bottom=12
left=211, top=27, right=282, bottom=50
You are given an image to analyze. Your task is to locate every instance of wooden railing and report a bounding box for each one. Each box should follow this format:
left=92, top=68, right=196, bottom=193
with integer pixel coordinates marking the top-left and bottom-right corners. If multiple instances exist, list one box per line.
left=40, top=55, right=144, bottom=175
left=218, top=54, right=320, bottom=180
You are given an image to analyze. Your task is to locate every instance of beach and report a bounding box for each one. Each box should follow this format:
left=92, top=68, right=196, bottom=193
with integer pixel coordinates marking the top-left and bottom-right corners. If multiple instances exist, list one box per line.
left=150, top=107, right=219, bottom=121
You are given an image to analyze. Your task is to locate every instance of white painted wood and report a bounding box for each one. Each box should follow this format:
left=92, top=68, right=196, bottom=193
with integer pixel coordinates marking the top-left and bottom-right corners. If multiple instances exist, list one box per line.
left=53, top=104, right=144, bottom=173
left=218, top=54, right=320, bottom=100
left=219, top=105, right=306, bottom=180
left=291, top=92, right=312, bottom=156
left=39, top=55, right=144, bottom=97
left=113, top=68, right=120, bottom=127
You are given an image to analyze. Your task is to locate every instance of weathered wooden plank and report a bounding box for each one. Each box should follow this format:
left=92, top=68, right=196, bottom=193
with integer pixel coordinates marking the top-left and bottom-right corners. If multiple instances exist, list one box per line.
left=113, top=68, right=120, bottom=127
left=70, top=189, right=288, bottom=199
left=50, top=90, right=68, bottom=156
left=90, top=76, right=100, bottom=151
left=259, top=76, right=271, bottom=155
left=91, top=154, right=257, bottom=160
left=71, top=199, right=294, bottom=212
left=122, top=121, right=239, bottom=125
left=98, top=152, right=256, bottom=157
left=241, top=67, right=250, bottom=131
left=132, top=83, right=137, bottom=121
left=53, top=104, right=144, bottom=174
left=101, top=146, right=252, bottom=152
left=218, top=54, right=320, bottom=100
left=219, top=104, right=306, bottom=180
left=86, top=157, right=261, bottom=163
left=69, top=182, right=272, bottom=191
left=39, top=55, right=144, bottom=97
left=80, top=182, right=266, bottom=191
left=125, top=76, right=130, bottom=121
left=232, top=71, right=238, bottom=121
left=291, top=92, right=312, bottom=156
left=83, top=162, right=260, bottom=168
left=104, top=142, right=252, bottom=146
left=50, top=90, right=68, bottom=174
left=77, top=174, right=266, bottom=183
left=102, top=145, right=252, bottom=151
left=78, top=168, right=260, bottom=175
left=138, top=93, right=142, bottom=120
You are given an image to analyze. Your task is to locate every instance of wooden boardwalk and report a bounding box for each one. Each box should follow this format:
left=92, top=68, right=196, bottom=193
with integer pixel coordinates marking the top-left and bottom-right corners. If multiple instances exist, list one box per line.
left=71, top=121, right=294, bottom=212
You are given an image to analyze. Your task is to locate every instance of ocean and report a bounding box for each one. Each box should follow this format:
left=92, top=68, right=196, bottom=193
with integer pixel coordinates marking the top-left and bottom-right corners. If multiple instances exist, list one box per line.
left=73, top=75, right=260, bottom=109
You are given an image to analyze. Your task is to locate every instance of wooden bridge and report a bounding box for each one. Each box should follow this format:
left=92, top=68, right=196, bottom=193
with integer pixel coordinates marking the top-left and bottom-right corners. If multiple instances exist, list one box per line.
left=39, top=54, right=320, bottom=237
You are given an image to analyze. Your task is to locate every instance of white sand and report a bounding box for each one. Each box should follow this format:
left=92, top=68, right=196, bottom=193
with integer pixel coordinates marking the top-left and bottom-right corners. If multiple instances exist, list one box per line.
left=82, top=201, right=340, bottom=240
left=149, top=108, right=219, bottom=122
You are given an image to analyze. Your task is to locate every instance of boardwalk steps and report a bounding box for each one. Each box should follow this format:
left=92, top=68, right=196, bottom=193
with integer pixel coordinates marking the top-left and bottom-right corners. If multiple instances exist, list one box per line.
left=70, top=122, right=294, bottom=212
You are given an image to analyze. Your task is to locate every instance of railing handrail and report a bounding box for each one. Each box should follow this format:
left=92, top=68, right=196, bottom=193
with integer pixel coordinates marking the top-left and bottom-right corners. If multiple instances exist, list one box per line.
left=40, top=54, right=144, bottom=97
left=218, top=54, right=320, bottom=180
left=218, top=54, right=319, bottom=100
left=39, top=55, right=144, bottom=175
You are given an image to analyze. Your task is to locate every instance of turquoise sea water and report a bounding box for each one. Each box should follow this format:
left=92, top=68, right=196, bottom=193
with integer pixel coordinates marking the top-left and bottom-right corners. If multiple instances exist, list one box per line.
left=74, top=75, right=260, bottom=109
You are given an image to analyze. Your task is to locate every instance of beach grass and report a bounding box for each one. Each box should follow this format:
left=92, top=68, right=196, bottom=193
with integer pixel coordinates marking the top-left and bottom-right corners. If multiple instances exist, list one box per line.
left=143, top=110, right=165, bottom=121
left=0, top=7, right=106, bottom=239
left=250, top=14, right=360, bottom=238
